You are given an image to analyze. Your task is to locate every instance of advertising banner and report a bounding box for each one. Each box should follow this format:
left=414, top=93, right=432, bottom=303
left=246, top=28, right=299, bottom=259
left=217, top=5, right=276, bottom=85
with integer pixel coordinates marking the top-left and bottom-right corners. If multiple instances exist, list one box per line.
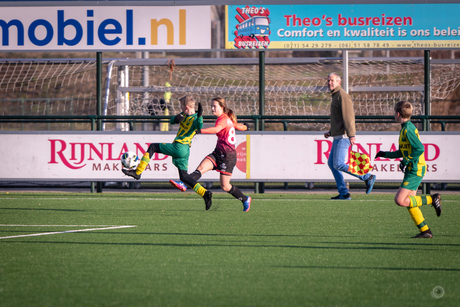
left=0, top=132, right=246, bottom=181
left=1, top=132, right=457, bottom=183
left=247, top=133, right=456, bottom=182
left=226, top=4, right=460, bottom=50
left=0, top=6, right=211, bottom=51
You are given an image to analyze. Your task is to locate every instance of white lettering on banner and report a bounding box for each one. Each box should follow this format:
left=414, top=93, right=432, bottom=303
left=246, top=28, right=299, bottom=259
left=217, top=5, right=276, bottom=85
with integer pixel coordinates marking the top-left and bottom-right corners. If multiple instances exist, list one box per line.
left=0, top=133, right=457, bottom=182
left=0, top=6, right=211, bottom=50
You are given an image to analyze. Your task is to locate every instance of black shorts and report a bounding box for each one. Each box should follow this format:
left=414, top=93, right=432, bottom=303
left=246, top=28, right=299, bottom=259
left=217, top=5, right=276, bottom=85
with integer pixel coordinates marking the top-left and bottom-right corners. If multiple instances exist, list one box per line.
left=205, top=147, right=237, bottom=175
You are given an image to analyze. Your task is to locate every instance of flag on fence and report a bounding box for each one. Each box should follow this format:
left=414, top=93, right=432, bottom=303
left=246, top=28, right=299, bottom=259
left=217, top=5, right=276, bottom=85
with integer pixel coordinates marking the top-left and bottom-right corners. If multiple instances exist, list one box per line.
left=348, top=150, right=373, bottom=176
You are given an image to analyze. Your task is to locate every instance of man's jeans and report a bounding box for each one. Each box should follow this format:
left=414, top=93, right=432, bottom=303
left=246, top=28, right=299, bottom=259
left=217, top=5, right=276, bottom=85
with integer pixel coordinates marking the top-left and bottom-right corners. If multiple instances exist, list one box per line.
left=327, top=137, right=371, bottom=195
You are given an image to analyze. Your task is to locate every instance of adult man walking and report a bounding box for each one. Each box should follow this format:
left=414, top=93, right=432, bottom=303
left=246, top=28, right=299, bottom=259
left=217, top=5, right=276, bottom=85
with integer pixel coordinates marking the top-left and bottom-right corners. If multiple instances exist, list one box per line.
left=324, top=72, right=376, bottom=200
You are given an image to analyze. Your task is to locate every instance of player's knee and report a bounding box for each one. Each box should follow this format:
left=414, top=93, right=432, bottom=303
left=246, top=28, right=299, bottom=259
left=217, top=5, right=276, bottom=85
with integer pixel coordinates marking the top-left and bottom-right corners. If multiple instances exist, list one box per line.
left=221, top=184, right=232, bottom=192
left=394, top=196, right=405, bottom=207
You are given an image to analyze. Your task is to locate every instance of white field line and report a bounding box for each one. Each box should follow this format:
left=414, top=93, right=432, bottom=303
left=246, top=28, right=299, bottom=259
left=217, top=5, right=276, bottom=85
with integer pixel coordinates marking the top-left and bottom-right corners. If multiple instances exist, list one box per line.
left=0, top=224, right=122, bottom=227
left=0, top=225, right=136, bottom=240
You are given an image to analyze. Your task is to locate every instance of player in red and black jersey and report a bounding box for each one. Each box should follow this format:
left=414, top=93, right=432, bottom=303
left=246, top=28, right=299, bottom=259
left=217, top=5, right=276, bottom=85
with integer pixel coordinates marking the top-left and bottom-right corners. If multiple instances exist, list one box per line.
left=170, top=97, right=251, bottom=212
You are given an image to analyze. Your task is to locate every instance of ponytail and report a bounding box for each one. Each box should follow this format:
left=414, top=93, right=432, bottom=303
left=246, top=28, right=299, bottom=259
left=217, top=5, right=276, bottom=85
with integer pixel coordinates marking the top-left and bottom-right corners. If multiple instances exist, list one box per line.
left=226, top=108, right=237, bottom=124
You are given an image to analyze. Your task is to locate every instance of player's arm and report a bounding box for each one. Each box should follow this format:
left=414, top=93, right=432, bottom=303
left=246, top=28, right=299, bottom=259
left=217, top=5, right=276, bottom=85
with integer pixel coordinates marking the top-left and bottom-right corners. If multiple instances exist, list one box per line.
left=170, top=112, right=184, bottom=125
left=197, top=120, right=226, bottom=134
left=383, top=149, right=402, bottom=159
left=405, top=130, right=425, bottom=163
left=234, top=122, right=248, bottom=131
left=376, top=149, right=402, bottom=159
left=196, top=115, right=203, bottom=130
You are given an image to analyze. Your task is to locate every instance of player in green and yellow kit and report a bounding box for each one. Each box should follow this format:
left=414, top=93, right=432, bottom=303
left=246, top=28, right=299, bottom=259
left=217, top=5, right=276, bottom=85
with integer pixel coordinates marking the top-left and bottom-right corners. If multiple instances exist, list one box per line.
left=122, top=95, right=212, bottom=210
left=375, top=101, right=442, bottom=238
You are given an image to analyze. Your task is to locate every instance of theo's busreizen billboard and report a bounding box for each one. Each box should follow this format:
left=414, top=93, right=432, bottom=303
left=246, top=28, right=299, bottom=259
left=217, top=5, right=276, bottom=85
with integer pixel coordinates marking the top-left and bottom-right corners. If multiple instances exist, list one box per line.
left=225, top=4, right=460, bottom=50
left=0, top=6, right=211, bottom=51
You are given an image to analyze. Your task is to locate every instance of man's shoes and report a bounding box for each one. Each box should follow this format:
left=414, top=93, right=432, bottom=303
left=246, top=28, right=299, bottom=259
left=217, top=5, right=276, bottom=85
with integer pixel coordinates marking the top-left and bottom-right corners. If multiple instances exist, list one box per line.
left=365, top=174, right=376, bottom=194
left=204, top=191, right=212, bottom=211
left=122, top=168, right=141, bottom=180
left=412, top=229, right=433, bottom=239
left=431, top=193, right=442, bottom=217
left=169, top=180, right=187, bottom=192
left=243, top=196, right=252, bottom=212
left=331, top=193, right=351, bottom=200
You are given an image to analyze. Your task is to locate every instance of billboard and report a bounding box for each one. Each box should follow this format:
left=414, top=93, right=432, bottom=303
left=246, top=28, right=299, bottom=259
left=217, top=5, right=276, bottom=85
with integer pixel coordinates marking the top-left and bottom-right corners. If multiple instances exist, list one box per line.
left=226, top=4, right=460, bottom=50
left=0, top=131, right=457, bottom=183
left=0, top=6, right=211, bottom=51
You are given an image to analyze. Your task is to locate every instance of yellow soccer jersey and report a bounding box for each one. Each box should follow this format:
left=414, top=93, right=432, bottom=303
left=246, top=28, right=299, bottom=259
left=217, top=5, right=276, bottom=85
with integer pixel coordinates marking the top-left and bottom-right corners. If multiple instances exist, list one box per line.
left=386, top=121, right=426, bottom=177
left=169, top=113, right=203, bottom=146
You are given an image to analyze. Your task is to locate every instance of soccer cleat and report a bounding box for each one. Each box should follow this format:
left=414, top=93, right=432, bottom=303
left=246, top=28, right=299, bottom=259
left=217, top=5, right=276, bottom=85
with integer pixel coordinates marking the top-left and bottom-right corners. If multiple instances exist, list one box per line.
left=331, top=193, right=351, bottom=200
left=365, top=174, right=376, bottom=194
left=412, top=229, right=433, bottom=239
left=431, top=193, right=442, bottom=217
left=203, top=191, right=212, bottom=211
left=122, top=168, right=141, bottom=180
left=169, top=180, right=187, bottom=192
left=243, top=196, right=252, bottom=212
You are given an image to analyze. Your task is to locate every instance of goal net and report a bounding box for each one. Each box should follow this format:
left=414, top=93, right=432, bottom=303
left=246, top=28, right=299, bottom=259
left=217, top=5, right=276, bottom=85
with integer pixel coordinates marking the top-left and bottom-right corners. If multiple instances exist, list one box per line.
left=105, top=57, right=460, bottom=132
left=0, top=59, right=101, bottom=131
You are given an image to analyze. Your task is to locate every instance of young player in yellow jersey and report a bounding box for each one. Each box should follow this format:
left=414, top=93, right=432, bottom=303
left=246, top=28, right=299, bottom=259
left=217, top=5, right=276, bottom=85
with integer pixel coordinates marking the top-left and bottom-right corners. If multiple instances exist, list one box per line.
left=122, top=96, right=212, bottom=210
left=375, top=101, right=442, bottom=238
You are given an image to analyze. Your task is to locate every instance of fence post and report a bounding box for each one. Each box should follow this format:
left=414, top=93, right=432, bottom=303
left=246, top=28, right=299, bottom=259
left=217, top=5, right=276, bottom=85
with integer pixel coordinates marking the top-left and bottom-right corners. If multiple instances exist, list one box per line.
left=256, top=51, right=266, bottom=194
left=97, top=52, right=103, bottom=131
left=342, top=50, right=349, bottom=93
left=96, top=52, right=103, bottom=193
left=424, top=50, right=431, bottom=132
left=259, top=50, right=265, bottom=130
left=423, top=50, right=431, bottom=194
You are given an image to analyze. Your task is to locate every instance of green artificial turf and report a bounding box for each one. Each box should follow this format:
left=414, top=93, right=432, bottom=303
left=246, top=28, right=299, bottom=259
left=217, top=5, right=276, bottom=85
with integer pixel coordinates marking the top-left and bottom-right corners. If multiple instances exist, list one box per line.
left=0, top=192, right=459, bottom=307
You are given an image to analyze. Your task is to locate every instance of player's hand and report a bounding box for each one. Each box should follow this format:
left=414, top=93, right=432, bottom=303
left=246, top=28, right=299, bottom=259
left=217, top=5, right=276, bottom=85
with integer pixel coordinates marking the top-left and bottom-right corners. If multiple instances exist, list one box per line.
left=197, top=103, right=203, bottom=118
left=174, top=113, right=184, bottom=123
left=195, top=129, right=201, bottom=134
left=243, top=123, right=249, bottom=131
left=399, top=161, right=406, bottom=173
left=375, top=151, right=386, bottom=159
left=324, top=131, right=331, bottom=138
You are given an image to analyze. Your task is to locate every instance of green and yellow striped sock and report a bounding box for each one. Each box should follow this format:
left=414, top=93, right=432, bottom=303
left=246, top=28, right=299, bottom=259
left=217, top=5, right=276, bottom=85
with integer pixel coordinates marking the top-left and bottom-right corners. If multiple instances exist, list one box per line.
left=135, top=153, right=150, bottom=175
left=407, top=207, right=429, bottom=232
left=193, top=183, right=207, bottom=197
left=409, top=195, right=432, bottom=208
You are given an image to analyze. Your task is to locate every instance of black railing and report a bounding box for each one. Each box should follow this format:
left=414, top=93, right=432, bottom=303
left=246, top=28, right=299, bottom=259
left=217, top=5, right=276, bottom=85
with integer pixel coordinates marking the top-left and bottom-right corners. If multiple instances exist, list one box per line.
left=1, top=115, right=460, bottom=131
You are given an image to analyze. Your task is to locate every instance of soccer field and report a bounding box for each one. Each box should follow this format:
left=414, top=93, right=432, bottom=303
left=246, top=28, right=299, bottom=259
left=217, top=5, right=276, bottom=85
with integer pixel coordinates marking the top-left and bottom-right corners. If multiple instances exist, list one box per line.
left=0, top=192, right=459, bottom=307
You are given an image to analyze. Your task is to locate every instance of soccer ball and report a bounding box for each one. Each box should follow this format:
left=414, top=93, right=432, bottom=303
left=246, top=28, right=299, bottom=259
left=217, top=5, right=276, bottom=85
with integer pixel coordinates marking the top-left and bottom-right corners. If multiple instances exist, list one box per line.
left=121, top=151, right=140, bottom=169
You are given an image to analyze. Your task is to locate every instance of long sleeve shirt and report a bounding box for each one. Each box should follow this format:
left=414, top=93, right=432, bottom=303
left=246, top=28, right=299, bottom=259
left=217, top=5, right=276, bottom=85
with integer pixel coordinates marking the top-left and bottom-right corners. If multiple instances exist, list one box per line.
left=384, top=120, right=427, bottom=177
left=329, top=85, right=356, bottom=138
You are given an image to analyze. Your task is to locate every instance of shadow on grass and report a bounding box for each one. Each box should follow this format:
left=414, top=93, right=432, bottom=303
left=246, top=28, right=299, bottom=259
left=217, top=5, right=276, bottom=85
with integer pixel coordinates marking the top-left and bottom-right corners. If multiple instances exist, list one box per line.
left=2, top=237, right=458, bottom=252
left=0, top=207, right=85, bottom=212
left=90, top=231, right=460, bottom=245
left=272, top=265, right=460, bottom=272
